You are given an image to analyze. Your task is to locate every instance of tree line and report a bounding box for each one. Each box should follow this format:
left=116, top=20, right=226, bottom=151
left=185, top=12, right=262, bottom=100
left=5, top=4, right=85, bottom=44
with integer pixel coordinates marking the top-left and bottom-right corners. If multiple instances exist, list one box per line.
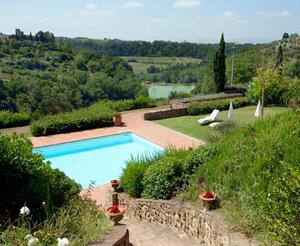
left=64, top=38, right=255, bottom=61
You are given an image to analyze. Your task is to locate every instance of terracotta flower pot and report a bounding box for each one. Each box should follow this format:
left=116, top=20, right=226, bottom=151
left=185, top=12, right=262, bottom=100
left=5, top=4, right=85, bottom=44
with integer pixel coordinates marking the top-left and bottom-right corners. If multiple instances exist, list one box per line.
left=106, top=206, right=125, bottom=225
left=200, top=192, right=218, bottom=210
left=110, top=180, right=119, bottom=192
left=114, top=115, right=122, bottom=126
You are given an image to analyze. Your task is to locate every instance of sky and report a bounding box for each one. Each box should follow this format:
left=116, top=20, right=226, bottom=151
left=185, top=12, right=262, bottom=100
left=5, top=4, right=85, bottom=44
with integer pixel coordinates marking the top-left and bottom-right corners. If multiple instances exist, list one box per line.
left=0, top=0, right=299, bottom=43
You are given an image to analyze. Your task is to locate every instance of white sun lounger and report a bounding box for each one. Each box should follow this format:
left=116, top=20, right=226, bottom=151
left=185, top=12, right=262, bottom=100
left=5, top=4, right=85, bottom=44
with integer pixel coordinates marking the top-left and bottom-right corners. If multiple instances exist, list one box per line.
left=198, top=109, right=220, bottom=125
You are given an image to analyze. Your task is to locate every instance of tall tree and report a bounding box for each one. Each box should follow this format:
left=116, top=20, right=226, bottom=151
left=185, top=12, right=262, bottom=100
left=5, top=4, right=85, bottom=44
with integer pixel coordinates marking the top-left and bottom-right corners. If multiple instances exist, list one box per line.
left=275, top=44, right=283, bottom=74
left=213, top=33, right=226, bottom=92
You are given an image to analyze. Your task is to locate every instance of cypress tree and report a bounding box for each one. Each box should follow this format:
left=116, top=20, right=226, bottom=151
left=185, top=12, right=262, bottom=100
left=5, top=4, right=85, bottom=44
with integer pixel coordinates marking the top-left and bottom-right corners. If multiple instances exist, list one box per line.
left=275, top=44, right=283, bottom=74
left=213, top=33, right=226, bottom=92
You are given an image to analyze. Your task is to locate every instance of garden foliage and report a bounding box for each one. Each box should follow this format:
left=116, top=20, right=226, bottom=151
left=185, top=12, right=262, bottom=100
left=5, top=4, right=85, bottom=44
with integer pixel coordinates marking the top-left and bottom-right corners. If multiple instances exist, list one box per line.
left=120, top=153, right=163, bottom=198
left=30, top=103, right=113, bottom=136
left=0, top=111, right=30, bottom=128
left=0, top=197, right=112, bottom=246
left=0, top=135, right=80, bottom=223
left=104, top=96, right=156, bottom=112
left=187, top=97, right=251, bottom=115
left=192, top=111, right=300, bottom=245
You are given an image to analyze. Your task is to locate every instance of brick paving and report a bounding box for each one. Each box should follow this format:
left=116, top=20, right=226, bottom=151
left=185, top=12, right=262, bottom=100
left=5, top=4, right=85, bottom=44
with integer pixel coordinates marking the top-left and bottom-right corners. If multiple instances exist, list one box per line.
left=31, top=108, right=204, bottom=148
left=125, top=218, right=202, bottom=246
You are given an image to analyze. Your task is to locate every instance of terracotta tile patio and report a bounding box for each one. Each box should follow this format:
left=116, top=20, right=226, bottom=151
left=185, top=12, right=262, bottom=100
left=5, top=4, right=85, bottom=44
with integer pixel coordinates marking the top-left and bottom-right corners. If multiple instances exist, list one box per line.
left=31, top=109, right=204, bottom=149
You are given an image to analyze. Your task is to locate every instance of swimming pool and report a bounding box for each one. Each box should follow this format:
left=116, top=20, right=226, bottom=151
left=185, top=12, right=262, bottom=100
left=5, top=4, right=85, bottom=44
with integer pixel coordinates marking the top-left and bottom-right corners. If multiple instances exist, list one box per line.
left=33, top=133, right=164, bottom=188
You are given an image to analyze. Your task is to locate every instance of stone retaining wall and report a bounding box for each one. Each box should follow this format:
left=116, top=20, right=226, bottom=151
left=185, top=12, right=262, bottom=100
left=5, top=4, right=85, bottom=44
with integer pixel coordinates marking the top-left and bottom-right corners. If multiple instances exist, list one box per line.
left=119, top=194, right=260, bottom=246
left=144, top=107, right=187, bottom=120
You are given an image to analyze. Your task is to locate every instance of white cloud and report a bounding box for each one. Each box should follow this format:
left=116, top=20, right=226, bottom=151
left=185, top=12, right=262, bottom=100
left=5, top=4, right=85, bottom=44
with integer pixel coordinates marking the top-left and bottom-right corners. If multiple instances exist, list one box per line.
left=149, top=18, right=161, bottom=23
left=80, top=4, right=114, bottom=18
left=280, top=11, right=291, bottom=17
left=124, top=1, right=144, bottom=8
left=173, top=0, right=201, bottom=8
left=258, top=10, right=292, bottom=18
left=83, top=4, right=97, bottom=11
left=222, top=11, right=237, bottom=19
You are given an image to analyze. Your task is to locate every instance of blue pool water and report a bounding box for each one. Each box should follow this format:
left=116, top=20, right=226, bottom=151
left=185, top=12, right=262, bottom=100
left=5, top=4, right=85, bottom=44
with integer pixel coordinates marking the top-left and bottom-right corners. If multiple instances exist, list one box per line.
left=33, top=133, right=164, bottom=188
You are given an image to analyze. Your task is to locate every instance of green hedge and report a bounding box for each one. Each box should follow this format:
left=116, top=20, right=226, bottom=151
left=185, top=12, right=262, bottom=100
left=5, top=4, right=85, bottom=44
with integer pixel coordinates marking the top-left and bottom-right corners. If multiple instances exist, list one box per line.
left=31, top=104, right=113, bottom=136
left=0, top=111, right=30, bottom=128
left=104, top=96, right=157, bottom=112
left=187, top=97, right=251, bottom=115
left=0, top=135, right=80, bottom=222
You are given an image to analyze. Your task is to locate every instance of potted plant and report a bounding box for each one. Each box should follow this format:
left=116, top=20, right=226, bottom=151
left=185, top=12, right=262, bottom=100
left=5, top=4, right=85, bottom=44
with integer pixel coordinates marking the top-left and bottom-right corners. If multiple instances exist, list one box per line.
left=110, top=179, right=119, bottom=192
left=113, top=112, right=122, bottom=126
left=200, top=191, right=218, bottom=210
left=106, top=206, right=125, bottom=225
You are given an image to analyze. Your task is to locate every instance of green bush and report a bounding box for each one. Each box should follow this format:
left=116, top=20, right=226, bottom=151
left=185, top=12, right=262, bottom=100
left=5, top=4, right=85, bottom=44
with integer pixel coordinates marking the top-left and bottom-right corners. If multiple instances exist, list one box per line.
left=187, top=97, right=251, bottom=115
left=0, top=135, right=80, bottom=223
left=0, top=111, right=30, bottom=128
left=0, top=196, right=112, bottom=246
left=31, top=104, right=113, bottom=136
left=283, top=78, right=300, bottom=108
left=251, top=67, right=289, bottom=105
left=183, top=144, right=218, bottom=177
left=104, top=96, right=157, bottom=112
left=120, top=154, right=163, bottom=198
left=190, top=111, right=299, bottom=245
left=168, top=91, right=191, bottom=99
left=142, top=150, right=190, bottom=199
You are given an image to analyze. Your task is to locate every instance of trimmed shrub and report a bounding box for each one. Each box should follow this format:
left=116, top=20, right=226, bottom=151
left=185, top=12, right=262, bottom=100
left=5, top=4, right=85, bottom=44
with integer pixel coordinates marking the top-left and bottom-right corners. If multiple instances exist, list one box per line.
left=187, top=97, right=251, bottom=115
left=104, top=96, right=157, bottom=112
left=0, top=135, right=80, bottom=223
left=120, top=154, right=163, bottom=198
left=142, top=150, right=190, bottom=199
left=31, top=104, right=113, bottom=136
left=0, top=111, right=30, bottom=128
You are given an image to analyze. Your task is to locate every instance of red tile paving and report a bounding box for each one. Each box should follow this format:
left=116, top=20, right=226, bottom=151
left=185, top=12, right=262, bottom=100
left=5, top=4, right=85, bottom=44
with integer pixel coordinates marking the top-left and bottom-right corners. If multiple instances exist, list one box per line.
left=31, top=109, right=204, bottom=149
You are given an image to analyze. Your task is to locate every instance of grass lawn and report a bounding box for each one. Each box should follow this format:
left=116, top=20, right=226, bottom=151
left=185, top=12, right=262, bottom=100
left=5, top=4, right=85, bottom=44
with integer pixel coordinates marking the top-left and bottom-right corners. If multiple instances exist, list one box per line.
left=154, top=106, right=289, bottom=142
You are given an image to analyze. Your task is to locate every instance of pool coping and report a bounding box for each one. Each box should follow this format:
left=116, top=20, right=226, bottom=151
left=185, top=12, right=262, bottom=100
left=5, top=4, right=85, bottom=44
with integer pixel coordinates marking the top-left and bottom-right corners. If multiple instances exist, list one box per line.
left=33, top=131, right=167, bottom=150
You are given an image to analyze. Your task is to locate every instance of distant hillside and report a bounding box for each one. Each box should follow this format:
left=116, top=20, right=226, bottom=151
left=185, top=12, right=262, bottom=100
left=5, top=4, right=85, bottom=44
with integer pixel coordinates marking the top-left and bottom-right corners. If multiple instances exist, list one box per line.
left=0, top=30, right=143, bottom=115
left=62, top=37, right=259, bottom=61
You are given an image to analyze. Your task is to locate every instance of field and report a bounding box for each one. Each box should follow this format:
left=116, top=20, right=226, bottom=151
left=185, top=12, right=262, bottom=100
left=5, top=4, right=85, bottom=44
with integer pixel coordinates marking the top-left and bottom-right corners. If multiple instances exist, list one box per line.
left=120, top=56, right=202, bottom=74
left=154, top=106, right=289, bottom=142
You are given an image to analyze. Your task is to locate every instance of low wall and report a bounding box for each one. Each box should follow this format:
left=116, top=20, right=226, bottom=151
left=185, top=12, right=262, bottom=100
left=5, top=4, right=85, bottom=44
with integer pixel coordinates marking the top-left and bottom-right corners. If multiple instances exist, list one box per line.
left=119, top=194, right=260, bottom=246
left=145, top=93, right=244, bottom=120
left=88, top=224, right=129, bottom=246
left=144, top=107, right=187, bottom=120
